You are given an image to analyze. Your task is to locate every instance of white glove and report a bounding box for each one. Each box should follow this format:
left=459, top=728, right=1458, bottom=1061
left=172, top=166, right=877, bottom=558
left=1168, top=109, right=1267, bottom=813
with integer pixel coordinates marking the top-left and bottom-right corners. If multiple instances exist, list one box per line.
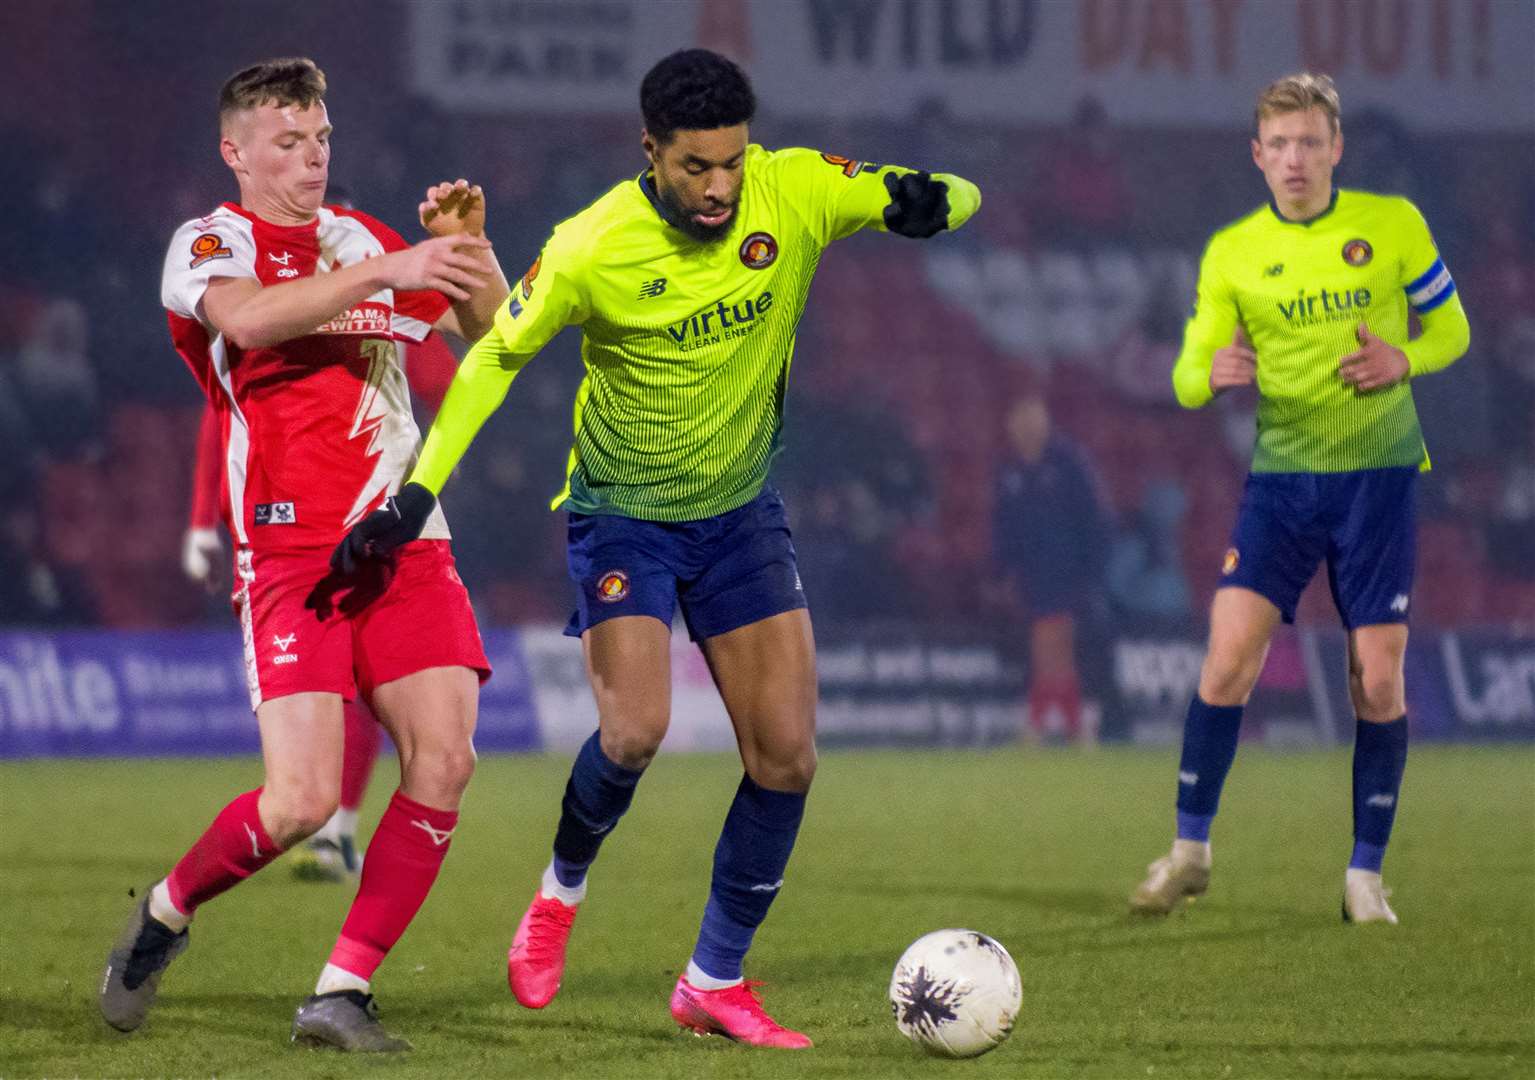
left=182, top=527, right=226, bottom=592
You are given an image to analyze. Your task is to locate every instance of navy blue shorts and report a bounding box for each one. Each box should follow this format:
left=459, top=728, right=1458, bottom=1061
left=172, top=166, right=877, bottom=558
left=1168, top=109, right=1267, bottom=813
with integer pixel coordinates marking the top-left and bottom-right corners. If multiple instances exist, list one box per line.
left=1221, top=468, right=1416, bottom=628
left=564, top=487, right=808, bottom=642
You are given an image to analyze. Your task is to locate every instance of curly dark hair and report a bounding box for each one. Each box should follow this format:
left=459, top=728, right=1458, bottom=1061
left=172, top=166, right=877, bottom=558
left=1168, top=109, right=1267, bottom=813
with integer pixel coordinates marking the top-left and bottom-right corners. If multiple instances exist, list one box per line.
left=640, top=49, right=755, bottom=144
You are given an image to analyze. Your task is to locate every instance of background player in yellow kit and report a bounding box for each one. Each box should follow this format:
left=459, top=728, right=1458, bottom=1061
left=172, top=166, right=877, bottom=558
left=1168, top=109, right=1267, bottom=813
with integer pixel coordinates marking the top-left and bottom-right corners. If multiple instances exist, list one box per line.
left=332, top=48, right=980, bottom=1047
left=1130, top=73, right=1470, bottom=923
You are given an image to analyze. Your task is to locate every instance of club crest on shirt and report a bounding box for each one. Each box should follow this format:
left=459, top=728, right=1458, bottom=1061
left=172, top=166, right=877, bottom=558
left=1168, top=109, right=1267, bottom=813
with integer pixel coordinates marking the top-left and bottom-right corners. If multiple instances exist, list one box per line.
left=1342, top=238, right=1373, bottom=266
left=189, top=232, right=232, bottom=269
left=739, top=232, right=777, bottom=270
left=596, top=570, right=630, bottom=603
left=1222, top=547, right=1240, bottom=575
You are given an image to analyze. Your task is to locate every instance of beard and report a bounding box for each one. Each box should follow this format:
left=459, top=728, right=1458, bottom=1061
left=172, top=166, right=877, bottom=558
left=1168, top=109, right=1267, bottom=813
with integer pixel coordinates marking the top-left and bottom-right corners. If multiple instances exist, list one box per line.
left=656, top=183, right=737, bottom=245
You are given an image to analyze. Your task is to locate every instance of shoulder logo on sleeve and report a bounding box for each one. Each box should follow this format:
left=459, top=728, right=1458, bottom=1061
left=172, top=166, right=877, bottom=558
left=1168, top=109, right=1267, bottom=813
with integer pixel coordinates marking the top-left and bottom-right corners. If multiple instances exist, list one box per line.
left=189, top=233, right=233, bottom=269
left=819, top=153, right=878, bottom=178
left=1342, top=238, right=1373, bottom=266
left=596, top=570, right=630, bottom=603
left=739, top=232, right=778, bottom=270
left=520, top=255, right=542, bottom=300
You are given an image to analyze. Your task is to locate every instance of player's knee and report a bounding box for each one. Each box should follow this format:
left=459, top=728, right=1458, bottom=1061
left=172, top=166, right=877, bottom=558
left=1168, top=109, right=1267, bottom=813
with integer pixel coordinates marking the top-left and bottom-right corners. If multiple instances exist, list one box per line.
left=1354, top=667, right=1405, bottom=720
left=263, top=786, right=340, bottom=846
left=599, top=723, right=667, bottom=771
left=406, top=740, right=477, bottom=801
left=748, top=742, right=818, bottom=794
left=1199, top=651, right=1262, bottom=705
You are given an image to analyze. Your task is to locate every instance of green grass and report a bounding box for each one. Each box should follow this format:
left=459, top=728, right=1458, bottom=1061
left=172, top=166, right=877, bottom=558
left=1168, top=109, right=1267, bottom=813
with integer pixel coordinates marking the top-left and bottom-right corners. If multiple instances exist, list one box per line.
left=1, top=747, right=1531, bottom=1079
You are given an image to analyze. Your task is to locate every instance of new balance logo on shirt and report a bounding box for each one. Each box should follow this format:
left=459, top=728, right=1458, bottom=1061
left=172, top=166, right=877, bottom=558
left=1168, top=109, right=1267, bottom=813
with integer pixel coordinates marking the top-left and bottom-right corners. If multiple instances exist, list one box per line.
left=637, top=277, right=668, bottom=299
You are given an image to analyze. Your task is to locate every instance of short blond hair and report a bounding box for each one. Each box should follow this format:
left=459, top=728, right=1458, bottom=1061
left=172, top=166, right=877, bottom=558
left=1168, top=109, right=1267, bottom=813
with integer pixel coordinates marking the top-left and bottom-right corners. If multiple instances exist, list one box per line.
left=1255, top=72, right=1340, bottom=134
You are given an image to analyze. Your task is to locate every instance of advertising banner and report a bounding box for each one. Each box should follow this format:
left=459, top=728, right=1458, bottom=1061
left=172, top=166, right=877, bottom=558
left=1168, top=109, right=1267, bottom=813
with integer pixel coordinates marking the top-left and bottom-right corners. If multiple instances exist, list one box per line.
left=0, top=630, right=540, bottom=759
left=412, top=0, right=1535, bottom=131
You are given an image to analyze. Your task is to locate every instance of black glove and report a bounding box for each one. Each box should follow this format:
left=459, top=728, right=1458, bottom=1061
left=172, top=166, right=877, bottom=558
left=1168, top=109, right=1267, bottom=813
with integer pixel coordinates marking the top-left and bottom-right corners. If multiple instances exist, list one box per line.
left=883, top=170, right=950, bottom=239
left=329, top=482, right=437, bottom=576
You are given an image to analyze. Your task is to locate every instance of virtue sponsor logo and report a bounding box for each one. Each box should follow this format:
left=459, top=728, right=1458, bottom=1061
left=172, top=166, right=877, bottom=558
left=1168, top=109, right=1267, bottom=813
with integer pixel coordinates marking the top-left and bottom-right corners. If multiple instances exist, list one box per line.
left=1276, top=285, right=1372, bottom=326
left=665, top=290, right=774, bottom=351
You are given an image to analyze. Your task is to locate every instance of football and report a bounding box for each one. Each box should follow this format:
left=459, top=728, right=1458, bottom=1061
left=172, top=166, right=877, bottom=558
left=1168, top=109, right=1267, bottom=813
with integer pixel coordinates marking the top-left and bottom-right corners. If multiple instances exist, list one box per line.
left=889, top=929, right=1022, bottom=1058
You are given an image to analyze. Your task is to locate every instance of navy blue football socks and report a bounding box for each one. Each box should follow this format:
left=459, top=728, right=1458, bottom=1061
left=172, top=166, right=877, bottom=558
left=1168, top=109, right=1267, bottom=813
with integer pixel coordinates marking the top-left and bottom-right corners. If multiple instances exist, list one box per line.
left=551, top=732, right=645, bottom=888
left=692, top=775, right=806, bottom=981
left=1350, top=715, right=1408, bottom=873
left=1175, top=696, right=1245, bottom=843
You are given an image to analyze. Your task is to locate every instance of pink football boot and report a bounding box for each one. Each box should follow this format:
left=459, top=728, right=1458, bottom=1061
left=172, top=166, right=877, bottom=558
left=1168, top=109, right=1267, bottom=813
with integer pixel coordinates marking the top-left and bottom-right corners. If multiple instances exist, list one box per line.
left=669, top=976, right=812, bottom=1049
left=506, top=893, right=578, bottom=1008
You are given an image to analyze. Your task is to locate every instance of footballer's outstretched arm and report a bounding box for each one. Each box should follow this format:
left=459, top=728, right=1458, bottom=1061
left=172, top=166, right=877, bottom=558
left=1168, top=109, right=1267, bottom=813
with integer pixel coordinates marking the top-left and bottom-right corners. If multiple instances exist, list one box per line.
left=203, top=234, right=493, bottom=350
left=777, top=149, right=980, bottom=246
left=418, top=178, right=511, bottom=343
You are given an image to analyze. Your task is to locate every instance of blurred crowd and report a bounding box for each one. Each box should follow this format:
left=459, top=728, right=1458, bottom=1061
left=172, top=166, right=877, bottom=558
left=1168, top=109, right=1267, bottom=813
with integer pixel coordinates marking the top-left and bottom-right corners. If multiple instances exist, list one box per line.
left=1, top=61, right=1531, bottom=651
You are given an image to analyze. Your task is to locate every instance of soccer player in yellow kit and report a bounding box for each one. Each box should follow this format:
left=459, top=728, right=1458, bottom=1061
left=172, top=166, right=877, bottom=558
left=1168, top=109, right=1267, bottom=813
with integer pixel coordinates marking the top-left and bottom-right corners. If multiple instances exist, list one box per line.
left=1130, top=74, right=1469, bottom=923
left=332, top=49, right=980, bottom=1046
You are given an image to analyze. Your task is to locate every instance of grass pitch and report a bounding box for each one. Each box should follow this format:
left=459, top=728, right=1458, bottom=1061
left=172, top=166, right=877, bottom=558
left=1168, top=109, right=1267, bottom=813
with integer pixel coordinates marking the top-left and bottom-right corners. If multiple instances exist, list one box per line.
left=1, top=746, right=1530, bottom=1078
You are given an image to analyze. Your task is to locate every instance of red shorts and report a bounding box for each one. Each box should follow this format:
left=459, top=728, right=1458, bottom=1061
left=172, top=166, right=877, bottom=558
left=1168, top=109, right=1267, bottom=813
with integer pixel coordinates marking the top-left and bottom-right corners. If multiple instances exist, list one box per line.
left=233, top=540, right=490, bottom=710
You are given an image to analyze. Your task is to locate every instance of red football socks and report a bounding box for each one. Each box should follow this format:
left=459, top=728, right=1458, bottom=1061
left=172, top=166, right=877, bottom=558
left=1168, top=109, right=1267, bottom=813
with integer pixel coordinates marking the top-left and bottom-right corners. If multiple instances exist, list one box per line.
left=165, top=788, right=280, bottom=914
left=327, top=790, right=458, bottom=980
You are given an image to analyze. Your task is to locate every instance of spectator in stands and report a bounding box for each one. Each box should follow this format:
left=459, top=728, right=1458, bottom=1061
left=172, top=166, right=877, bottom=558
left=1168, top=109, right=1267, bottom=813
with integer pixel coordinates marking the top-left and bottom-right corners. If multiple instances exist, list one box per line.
left=0, top=477, right=95, bottom=625
left=1029, top=96, right=1133, bottom=247
left=1106, top=478, right=1193, bottom=628
left=993, top=395, right=1109, bottom=742
left=11, top=297, right=102, bottom=458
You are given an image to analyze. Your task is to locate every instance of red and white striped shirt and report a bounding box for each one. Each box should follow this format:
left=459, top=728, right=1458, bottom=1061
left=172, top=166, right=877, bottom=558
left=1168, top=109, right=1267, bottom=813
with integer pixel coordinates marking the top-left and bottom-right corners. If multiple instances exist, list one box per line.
left=163, top=202, right=452, bottom=552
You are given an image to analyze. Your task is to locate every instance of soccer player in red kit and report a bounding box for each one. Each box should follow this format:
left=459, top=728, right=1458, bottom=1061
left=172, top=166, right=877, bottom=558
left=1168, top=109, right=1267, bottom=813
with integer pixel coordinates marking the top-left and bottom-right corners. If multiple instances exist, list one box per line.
left=99, top=58, right=509, bottom=1052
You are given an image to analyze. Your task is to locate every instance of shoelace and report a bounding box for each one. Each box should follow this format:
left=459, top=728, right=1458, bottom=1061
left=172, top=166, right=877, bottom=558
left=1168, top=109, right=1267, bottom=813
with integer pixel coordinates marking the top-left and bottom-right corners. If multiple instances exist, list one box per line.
left=524, top=901, right=577, bottom=960
left=123, top=919, right=183, bottom=989
left=715, top=980, right=788, bottom=1031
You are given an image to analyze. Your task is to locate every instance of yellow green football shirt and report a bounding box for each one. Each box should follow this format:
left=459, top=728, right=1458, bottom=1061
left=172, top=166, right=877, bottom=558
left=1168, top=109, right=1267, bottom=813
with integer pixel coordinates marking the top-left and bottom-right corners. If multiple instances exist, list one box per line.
left=1173, top=189, right=1470, bottom=473
left=413, top=144, right=980, bottom=520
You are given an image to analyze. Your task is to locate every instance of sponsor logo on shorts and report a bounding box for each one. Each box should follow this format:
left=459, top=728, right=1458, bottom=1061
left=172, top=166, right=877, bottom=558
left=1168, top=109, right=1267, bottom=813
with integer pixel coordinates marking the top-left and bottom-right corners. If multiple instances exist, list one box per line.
left=1390, top=593, right=1410, bottom=614
left=255, top=502, right=296, bottom=526
left=596, top=570, right=630, bottom=603
left=189, top=232, right=232, bottom=269
left=1342, top=238, right=1374, bottom=266
left=1222, top=548, right=1239, bottom=575
left=739, top=231, right=777, bottom=270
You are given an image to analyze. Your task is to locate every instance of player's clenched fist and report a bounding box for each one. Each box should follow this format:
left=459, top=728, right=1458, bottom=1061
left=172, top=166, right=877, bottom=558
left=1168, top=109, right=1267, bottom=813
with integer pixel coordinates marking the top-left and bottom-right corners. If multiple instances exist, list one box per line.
left=1209, top=325, right=1257, bottom=394
left=421, top=178, right=486, bottom=237
left=382, top=234, right=492, bottom=301
left=1338, top=321, right=1409, bottom=393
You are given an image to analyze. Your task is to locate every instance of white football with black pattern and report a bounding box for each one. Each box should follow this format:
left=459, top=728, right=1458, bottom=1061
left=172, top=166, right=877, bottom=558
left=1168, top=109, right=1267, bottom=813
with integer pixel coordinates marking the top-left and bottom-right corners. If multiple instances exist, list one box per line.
left=889, top=928, right=1022, bottom=1058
